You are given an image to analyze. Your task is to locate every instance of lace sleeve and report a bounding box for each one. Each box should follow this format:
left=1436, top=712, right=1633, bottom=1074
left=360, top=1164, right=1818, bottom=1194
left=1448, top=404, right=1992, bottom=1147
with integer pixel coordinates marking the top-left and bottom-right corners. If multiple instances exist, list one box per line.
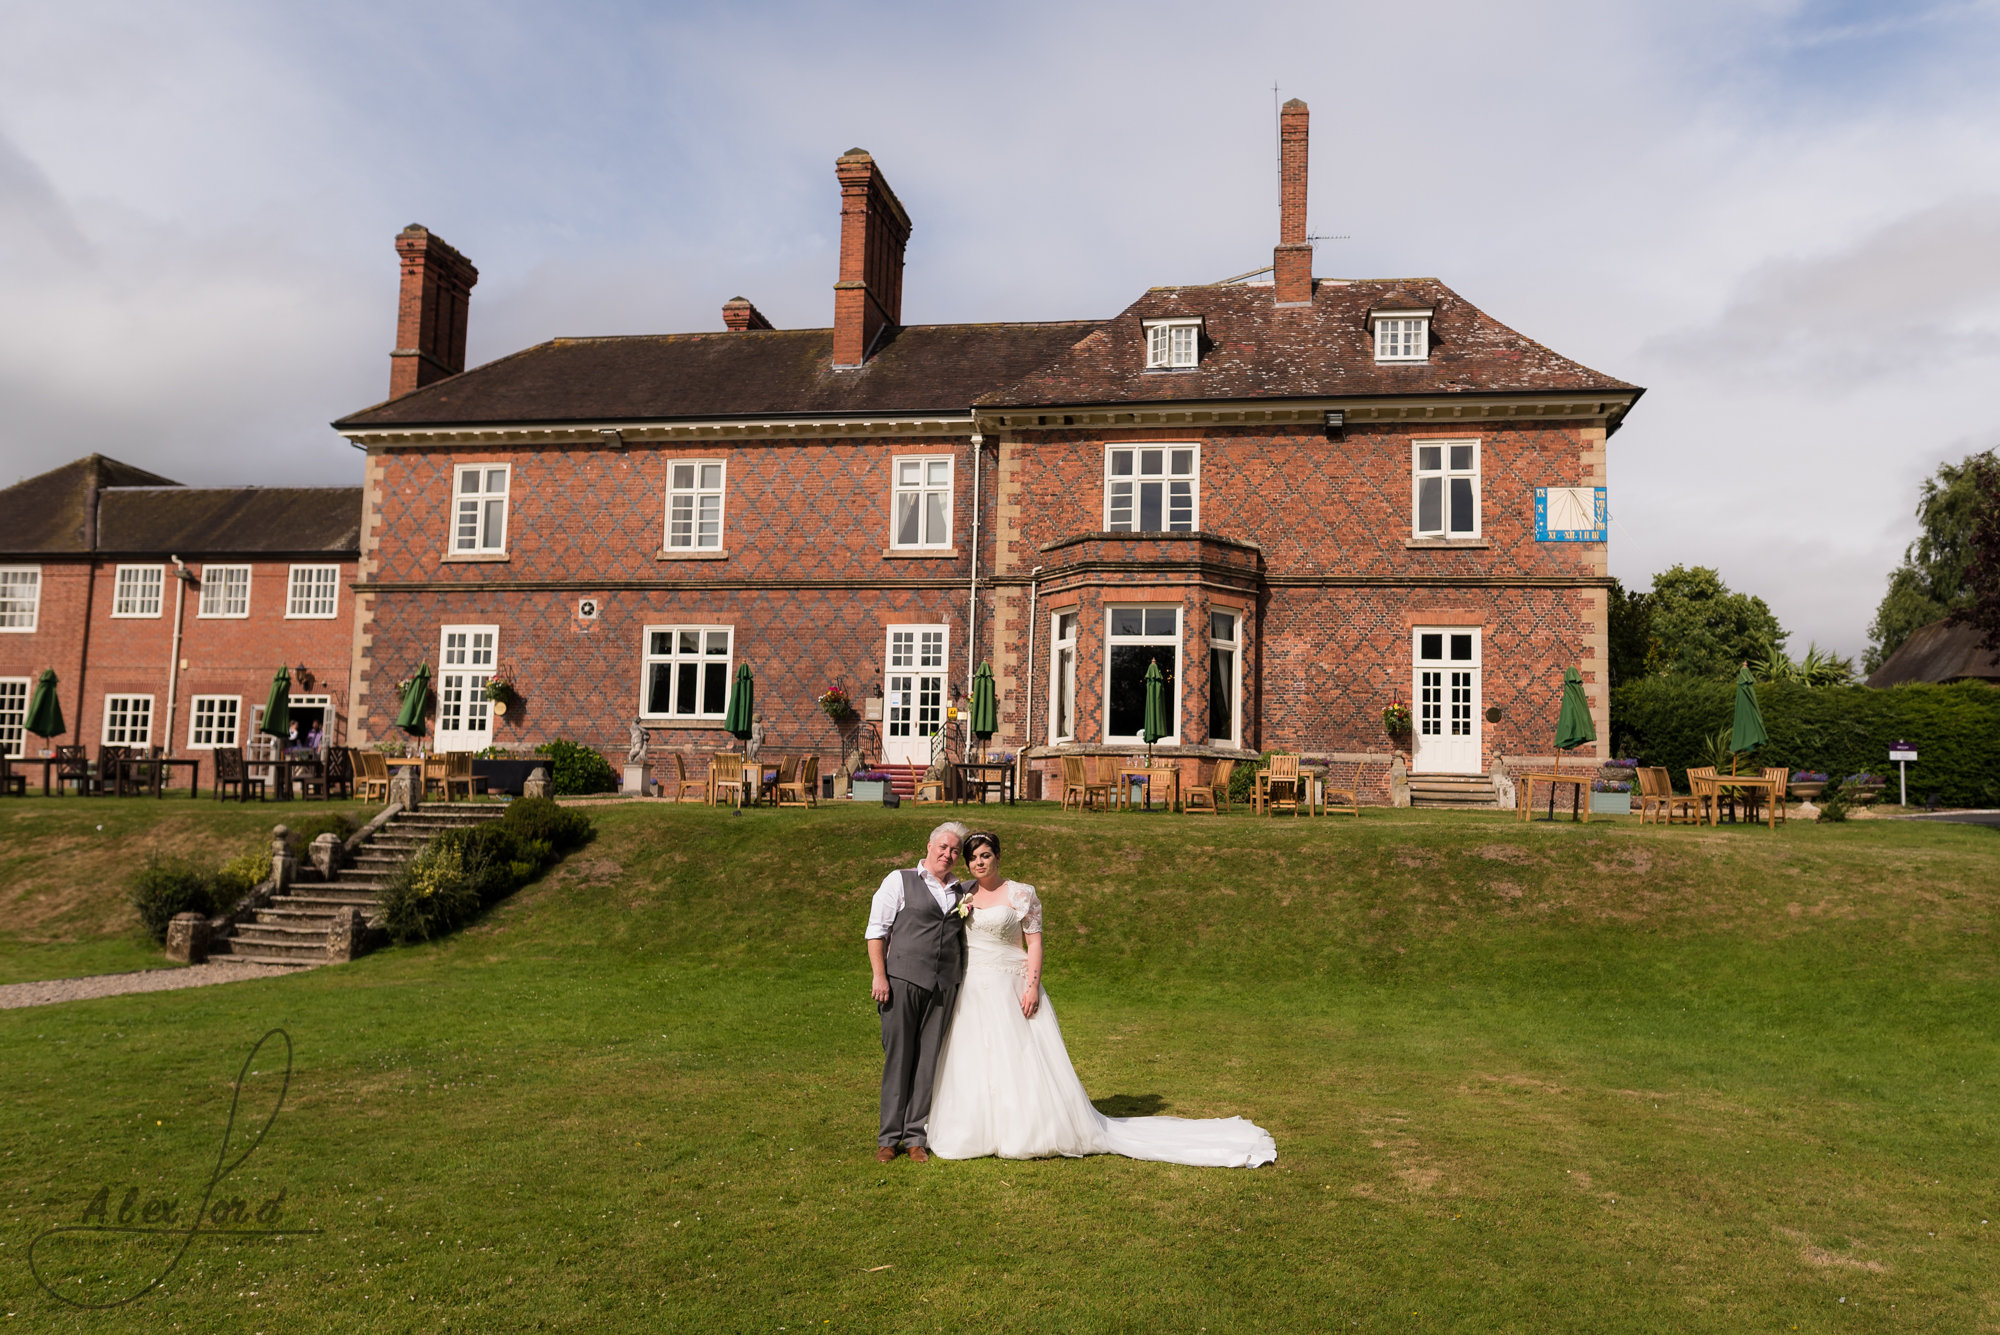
left=1010, top=882, right=1044, bottom=935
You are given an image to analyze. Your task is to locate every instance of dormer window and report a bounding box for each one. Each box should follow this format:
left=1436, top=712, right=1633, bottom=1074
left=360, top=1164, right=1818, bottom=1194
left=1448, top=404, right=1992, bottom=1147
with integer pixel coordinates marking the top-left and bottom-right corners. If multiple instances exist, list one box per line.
left=1143, top=319, right=1203, bottom=369
left=1370, top=303, right=1434, bottom=362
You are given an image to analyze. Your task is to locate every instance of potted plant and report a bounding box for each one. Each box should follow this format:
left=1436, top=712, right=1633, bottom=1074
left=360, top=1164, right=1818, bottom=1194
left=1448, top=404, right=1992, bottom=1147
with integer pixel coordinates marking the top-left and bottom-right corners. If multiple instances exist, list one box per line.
left=1590, top=778, right=1633, bottom=815
left=818, top=684, right=855, bottom=722
left=1789, top=770, right=1828, bottom=801
left=850, top=769, right=891, bottom=802
left=1600, top=755, right=1640, bottom=782
left=1382, top=700, right=1412, bottom=748
left=1844, top=772, right=1885, bottom=804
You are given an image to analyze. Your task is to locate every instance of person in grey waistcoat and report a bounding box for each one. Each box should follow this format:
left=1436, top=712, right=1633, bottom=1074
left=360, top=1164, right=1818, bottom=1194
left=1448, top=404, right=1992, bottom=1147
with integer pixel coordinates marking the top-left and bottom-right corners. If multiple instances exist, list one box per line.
left=865, top=820, right=971, bottom=1162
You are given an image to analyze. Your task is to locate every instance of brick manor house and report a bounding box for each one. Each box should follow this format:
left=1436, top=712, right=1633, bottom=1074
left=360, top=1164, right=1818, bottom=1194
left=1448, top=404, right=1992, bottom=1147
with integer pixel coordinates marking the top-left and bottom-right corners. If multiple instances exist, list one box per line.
left=319, top=99, right=1638, bottom=801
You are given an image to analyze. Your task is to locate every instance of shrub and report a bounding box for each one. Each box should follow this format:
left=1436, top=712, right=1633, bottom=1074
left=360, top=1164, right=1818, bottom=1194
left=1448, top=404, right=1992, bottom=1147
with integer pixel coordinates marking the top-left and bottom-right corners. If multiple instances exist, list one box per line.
left=1612, top=677, right=2000, bottom=805
left=534, top=739, right=619, bottom=795
left=501, top=796, right=593, bottom=855
left=1227, top=754, right=1268, bottom=806
left=211, top=850, right=270, bottom=910
left=376, top=835, right=483, bottom=944
left=376, top=805, right=595, bottom=942
left=130, top=856, right=221, bottom=944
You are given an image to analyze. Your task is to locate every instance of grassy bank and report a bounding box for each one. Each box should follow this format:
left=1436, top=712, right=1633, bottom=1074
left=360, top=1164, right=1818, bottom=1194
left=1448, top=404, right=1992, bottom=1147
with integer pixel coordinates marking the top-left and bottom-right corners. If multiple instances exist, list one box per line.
left=2, top=803, right=1996, bottom=1331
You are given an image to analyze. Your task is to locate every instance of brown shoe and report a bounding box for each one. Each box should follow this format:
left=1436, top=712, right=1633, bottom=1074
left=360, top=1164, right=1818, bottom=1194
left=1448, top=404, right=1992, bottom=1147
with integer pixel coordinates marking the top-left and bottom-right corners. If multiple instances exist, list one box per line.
left=907, top=1145, right=929, bottom=1163
left=875, top=1146, right=896, bottom=1163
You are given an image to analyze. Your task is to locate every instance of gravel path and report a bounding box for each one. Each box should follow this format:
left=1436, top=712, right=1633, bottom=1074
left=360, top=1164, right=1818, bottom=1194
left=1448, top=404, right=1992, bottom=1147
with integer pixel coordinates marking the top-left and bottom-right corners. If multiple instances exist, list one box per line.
left=0, top=960, right=306, bottom=1010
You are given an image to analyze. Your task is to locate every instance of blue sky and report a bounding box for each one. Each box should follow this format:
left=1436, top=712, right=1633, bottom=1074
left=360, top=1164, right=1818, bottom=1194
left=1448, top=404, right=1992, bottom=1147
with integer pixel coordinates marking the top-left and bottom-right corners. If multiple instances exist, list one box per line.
left=4, top=0, right=2000, bottom=659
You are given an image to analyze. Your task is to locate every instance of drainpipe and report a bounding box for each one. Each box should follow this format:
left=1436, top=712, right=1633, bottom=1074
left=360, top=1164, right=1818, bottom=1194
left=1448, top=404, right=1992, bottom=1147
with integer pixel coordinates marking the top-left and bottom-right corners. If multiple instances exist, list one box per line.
left=1019, top=564, right=1044, bottom=796
left=164, top=557, right=192, bottom=755
left=966, top=432, right=983, bottom=698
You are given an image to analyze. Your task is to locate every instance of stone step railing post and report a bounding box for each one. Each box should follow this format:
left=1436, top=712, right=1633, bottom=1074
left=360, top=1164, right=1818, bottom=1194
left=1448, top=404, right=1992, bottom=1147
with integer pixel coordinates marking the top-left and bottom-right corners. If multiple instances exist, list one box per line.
left=165, top=912, right=211, bottom=963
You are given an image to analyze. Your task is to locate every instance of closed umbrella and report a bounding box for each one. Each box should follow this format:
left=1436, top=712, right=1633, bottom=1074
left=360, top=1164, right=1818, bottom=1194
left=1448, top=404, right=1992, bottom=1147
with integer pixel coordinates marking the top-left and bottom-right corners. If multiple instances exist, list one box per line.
left=1554, top=666, right=1596, bottom=753
left=969, top=662, right=998, bottom=759
left=1728, top=663, right=1767, bottom=775
left=261, top=666, right=292, bottom=744
left=24, top=668, right=64, bottom=741
left=395, top=663, right=431, bottom=738
left=723, top=662, right=755, bottom=740
left=1141, top=658, right=1168, bottom=763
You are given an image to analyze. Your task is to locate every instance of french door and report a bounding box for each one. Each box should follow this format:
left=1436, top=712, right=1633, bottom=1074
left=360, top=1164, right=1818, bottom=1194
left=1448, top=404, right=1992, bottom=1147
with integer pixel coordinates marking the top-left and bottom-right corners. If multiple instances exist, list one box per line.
left=884, top=624, right=947, bottom=766
left=438, top=625, right=497, bottom=752
left=1413, top=627, right=1481, bottom=774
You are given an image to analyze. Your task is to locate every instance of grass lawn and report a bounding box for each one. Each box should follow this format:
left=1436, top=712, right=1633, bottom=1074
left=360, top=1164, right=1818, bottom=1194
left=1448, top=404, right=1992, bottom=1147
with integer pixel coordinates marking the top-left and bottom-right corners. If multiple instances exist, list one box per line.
left=2, top=799, right=1996, bottom=1332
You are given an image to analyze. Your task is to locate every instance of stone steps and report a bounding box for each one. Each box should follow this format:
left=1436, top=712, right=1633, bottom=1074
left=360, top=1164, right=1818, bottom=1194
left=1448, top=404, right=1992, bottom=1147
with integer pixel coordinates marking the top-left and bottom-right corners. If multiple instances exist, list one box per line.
left=206, top=803, right=508, bottom=969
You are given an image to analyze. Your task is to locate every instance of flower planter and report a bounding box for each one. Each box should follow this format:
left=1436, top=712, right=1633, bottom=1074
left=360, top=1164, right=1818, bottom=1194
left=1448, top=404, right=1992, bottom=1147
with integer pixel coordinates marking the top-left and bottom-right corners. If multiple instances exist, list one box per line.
left=1849, top=785, right=1883, bottom=806
left=850, top=780, right=886, bottom=802
left=1590, top=792, right=1632, bottom=815
left=1789, top=782, right=1825, bottom=801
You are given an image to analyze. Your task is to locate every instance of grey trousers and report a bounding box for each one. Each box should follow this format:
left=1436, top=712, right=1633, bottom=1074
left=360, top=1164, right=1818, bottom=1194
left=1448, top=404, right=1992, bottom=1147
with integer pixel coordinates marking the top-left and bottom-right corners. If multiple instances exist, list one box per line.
left=878, top=975, right=958, bottom=1147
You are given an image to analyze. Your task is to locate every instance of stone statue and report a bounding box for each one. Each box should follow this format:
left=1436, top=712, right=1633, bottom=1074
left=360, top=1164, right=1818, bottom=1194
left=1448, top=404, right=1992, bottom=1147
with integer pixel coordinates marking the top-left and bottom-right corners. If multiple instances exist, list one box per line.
left=747, top=714, right=766, bottom=762
left=628, top=718, right=647, bottom=764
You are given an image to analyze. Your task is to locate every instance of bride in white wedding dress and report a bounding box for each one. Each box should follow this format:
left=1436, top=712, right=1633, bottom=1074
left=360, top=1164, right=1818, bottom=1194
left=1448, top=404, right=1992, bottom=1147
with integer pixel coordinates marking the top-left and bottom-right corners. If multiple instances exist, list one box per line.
left=926, top=833, right=1276, bottom=1167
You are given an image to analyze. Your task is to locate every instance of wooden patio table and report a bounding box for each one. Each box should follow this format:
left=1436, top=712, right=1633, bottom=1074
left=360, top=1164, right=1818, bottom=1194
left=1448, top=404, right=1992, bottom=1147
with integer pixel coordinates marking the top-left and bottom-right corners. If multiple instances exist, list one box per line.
left=1515, top=771, right=1591, bottom=823
left=1698, top=772, right=1782, bottom=829
left=116, top=755, right=201, bottom=798
left=952, top=761, right=1016, bottom=806
left=1116, top=765, right=1179, bottom=812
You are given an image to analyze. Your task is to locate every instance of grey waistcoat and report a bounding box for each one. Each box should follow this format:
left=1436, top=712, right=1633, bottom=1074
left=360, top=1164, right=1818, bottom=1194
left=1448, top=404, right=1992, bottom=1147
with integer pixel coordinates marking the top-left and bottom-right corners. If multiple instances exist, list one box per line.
left=883, top=869, right=965, bottom=991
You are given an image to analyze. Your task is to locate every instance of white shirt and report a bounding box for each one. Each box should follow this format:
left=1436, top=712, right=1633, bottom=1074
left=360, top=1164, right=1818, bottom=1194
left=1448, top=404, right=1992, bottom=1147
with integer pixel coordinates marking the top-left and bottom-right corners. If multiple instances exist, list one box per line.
left=864, top=865, right=958, bottom=940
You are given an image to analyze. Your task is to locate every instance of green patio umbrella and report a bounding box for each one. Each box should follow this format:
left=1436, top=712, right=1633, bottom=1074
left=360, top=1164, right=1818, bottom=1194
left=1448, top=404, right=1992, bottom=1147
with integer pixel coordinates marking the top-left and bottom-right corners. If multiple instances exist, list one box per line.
left=260, top=665, right=292, bottom=743
left=1554, top=666, right=1596, bottom=753
left=1727, top=663, right=1767, bottom=772
left=723, top=662, right=755, bottom=740
left=1141, top=658, right=1168, bottom=762
left=24, top=668, right=64, bottom=741
left=395, top=663, right=431, bottom=737
left=969, top=662, right=998, bottom=758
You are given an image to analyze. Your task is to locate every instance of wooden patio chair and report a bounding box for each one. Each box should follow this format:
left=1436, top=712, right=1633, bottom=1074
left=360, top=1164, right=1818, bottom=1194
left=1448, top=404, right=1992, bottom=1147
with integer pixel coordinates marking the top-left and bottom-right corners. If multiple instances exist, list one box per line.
left=213, top=747, right=266, bottom=803
left=1685, top=766, right=1722, bottom=826
left=760, top=755, right=796, bottom=806
left=1320, top=760, right=1361, bottom=817
left=1261, top=753, right=1302, bottom=815
left=96, top=745, right=129, bottom=796
left=1183, top=757, right=1236, bottom=815
left=1747, top=766, right=1789, bottom=826
left=0, top=754, right=26, bottom=798
left=1059, top=755, right=1089, bottom=811
left=667, top=753, right=706, bottom=803
left=710, top=753, right=746, bottom=806
left=436, top=751, right=475, bottom=802
left=358, top=750, right=391, bottom=804
left=915, top=763, right=947, bottom=803
left=54, top=745, right=92, bottom=797
left=777, top=755, right=818, bottom=808
left=293, top=754, right=329, bottom=800
left=322, top=746, right=355, bottom=800
left=1084, top=755, right=1117, bottom=811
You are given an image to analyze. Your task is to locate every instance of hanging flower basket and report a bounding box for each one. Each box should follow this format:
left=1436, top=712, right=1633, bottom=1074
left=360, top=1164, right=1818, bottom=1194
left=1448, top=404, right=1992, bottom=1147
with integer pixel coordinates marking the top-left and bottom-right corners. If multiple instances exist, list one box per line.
left=483, top=674, right=517, bottom=705
left=819, top=685, right=855, bottom=721
left=1382, top=699, right=1413, bottom=739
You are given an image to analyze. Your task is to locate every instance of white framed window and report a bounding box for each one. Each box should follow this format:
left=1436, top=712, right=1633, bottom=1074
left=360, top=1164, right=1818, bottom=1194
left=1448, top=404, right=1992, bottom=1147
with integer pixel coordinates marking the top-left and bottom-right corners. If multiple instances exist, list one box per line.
left=1143, top=318, right=1203, bottom=369
left=1048, top=611, right=1079, bottom=744
left=1414, top=439, right=1480, bottom=538
left=1106, top=445, right=1198, bottom=533
left=112, top=565, right=164, bottom=618
left=0, top=678, right=27, bottom=757
left=1372, top=309, right=1433, bottom=362
left=102, top=694, right=153, bottom=746
left=892, top=456, right=953, bottom=548
left=438, top=625, right=497, bottom=749
left=642, top=625, right=734, bottom=718
left=1208, top=610, right=1242, bottom=746
left=198, top=565, right=251, bottom=618
left=287, top=565, right=341, bottom=618
left=1104, top=605, right=1181, bottom=744
left=666, top=461, right=726, bottom=550
left=187, top=695, right=241, bottom=749
left=0, top=567, right=40, bottom=631
left=452, top=464, right=510, bottom=553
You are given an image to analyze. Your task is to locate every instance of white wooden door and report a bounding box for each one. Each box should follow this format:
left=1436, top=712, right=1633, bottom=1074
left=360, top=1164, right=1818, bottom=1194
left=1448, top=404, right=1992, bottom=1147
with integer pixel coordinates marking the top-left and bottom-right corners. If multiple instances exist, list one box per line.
left=1413, top=627, right=1481, bottom=774
left=884, top=625, right=947, bottom=766
left=438, top=626, right=497, bottom=752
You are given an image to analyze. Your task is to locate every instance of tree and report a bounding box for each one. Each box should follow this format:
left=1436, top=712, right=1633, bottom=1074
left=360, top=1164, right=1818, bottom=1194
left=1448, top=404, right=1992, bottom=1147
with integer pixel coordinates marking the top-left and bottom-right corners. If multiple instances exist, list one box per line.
left=1606, top=579, right=1655, bottom=686
left=1645, top=565, right=1787, bottom=679
left=1955, top=455, right=2000, bottom=658
left=1866, top=450, right=1992, bottom=672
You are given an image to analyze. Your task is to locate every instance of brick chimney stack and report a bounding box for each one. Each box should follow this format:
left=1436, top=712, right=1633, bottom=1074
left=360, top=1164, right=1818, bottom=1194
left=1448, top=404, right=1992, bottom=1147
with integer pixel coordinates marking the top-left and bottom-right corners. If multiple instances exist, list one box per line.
left=831, top=149, right=911, bottom=368
left=1273, top=99, right=1313, bottom=306
left=389, top=225, right=479, bottom=399
left=722, top=296, right=775, bottom=332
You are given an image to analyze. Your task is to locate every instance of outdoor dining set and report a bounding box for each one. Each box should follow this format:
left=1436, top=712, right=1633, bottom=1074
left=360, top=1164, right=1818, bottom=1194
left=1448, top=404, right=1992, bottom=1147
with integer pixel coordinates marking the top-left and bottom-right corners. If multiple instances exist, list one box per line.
left=1054, top=753, right=1360, bottom=816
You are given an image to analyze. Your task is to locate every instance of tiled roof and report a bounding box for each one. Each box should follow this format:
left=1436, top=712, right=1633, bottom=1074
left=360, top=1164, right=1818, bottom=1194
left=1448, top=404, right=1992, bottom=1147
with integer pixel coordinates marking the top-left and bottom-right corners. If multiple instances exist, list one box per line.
left=980, top=278, right=1642, bottom=410
left=333, top=322, right=1106, bottom=429
left=0, top=455, right=180, bottom=555
left=95, top=488, right=363, bottom=557
left=1866, top=618, right=2000, bottom=687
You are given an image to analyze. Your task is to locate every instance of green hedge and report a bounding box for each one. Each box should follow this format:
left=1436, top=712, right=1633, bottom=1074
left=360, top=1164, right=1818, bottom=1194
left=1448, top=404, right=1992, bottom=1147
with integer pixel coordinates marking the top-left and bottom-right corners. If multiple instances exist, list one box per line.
left=534, top=739, right=620, bottom=795
left=1611, top=678, right=2000, bottom=805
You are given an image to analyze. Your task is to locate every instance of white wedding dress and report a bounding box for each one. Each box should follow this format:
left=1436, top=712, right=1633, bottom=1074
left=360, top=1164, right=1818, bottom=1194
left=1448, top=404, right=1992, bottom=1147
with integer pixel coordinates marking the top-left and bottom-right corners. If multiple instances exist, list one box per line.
left=926, top=882, right=1276, bottom=1167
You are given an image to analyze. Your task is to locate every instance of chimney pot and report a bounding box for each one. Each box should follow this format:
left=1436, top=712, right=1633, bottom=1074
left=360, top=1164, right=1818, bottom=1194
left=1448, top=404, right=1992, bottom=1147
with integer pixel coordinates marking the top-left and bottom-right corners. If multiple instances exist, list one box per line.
left=389, top=225, right=479, bottom=398
left=722, top=296, right=775, bottom=332
left=831, top=150, right=912, bottom=367
left=1274, top=99, right=1313, bottom=306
